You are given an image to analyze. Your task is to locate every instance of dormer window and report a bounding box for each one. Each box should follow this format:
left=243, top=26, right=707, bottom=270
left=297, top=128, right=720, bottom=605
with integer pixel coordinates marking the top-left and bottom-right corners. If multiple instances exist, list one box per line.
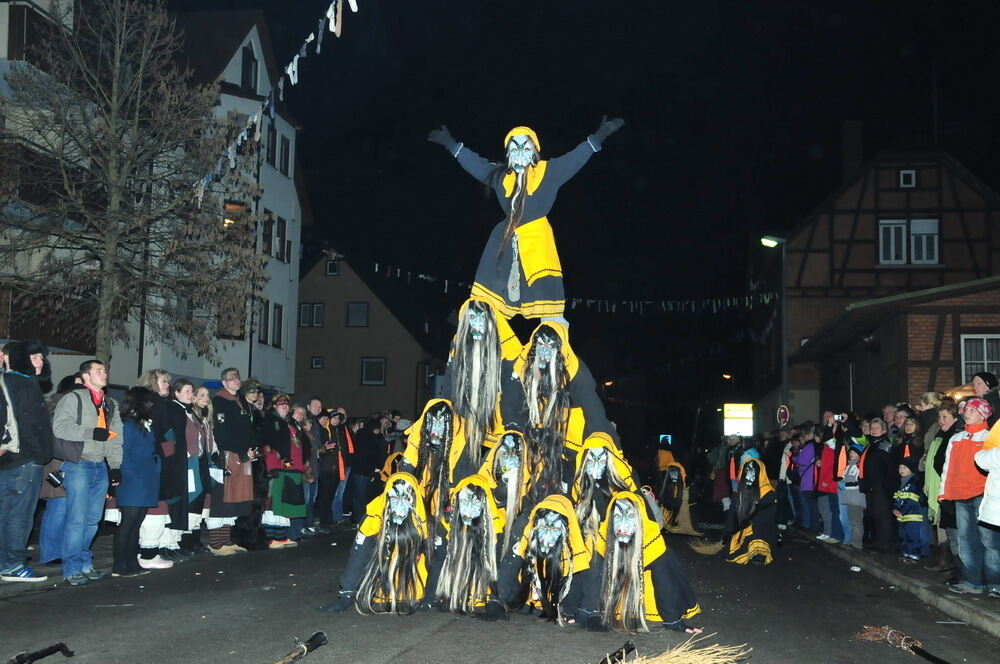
left=241, top=44, right=258, bottom=93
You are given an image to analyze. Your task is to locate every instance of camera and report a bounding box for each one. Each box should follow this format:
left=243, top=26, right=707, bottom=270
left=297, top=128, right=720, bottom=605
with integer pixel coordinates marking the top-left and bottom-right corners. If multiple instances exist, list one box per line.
left=834, top=414, right=846, bottom=422
left=46, top=470, right=64, bottom=488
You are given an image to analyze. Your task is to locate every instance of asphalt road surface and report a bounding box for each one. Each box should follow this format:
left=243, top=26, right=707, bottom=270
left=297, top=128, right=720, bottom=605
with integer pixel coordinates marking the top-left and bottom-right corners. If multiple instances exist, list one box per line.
left=1, top=528, right=997, bottom=664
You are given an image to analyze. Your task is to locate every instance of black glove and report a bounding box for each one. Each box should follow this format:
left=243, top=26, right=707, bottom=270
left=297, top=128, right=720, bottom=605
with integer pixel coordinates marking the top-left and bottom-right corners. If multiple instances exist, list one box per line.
left=593, top=115, right=625, bottom=143
left=92, top=427, right=110, bottom=441
left=267, top=468, right=280, bottom=480
left=109, top=468, right=122, bottom=486
left=427, top=124, right=458, bottom=153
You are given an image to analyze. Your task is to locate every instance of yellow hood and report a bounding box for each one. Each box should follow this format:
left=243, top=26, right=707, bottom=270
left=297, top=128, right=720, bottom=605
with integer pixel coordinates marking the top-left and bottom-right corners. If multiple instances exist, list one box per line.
left=445, top=473, right=504, bottom=535
left=571, top=433, right=637, bottom=500
left=403, top=398, right=468, bottom=483
left=515, top=494, right=590, bottom=572
left=502, top=126, right=546, bottom=197
left=514, top=321, right=579, bottom=381
left=740, top=457, right=774, bottom=500
left=596, top=491, right=666, bottom=568
left=359, top=472, right=429, bottom=539
left=456, top=297, right=522, bottom=362
left=479, top=429, right=532, bottom=513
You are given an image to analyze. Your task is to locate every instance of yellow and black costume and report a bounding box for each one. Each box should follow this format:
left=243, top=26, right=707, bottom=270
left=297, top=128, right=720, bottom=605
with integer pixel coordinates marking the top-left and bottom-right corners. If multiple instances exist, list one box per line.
left=657, top=451, right=702, bottom=537
left=479, top=430, right=533, bottom=547
left=322, top=473, right=430, bottom=614
left=442, top=297, right=525, bottom=453
left=400, top=398, right=476, bottom=525
left=571, top=433, right=639, bottom=548
left=436, top=125, right=616, bottom=320
left=726, top=456, right=776, bottom=565
left=498, top=494, right=593, bottom=624
left=435, top=473, right=506, bottom=614
left=593, top=491, right=701, bottom=632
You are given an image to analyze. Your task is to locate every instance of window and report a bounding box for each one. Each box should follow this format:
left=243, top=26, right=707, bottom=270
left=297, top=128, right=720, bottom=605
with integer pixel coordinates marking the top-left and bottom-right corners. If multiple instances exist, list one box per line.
left=257, top=298, right=269, bottom=344
left=910, top=219, right=939, bottom=265
left=346, top=302, right=369, bottom=327
left=266, top=124, right=276, bottom=166
left=299, top=303, right=325, bottom=327
left=311, top=356, right=325, bottom=370
left=222, top=201, right=245, bottom=228
left=275, top=218, right=287, bottom=262
left=262, top=212, right=273, bottom=256
left=962, top=336, right=1000, bottom=384
left=899, top=169, right=916, bottom=188
left=879, top=220, right=907, bottom=264
left=879, top=219, right=940, bottom=266
left=279, top=136, right=290, bottom=176
left=361, top=357, right=386, bottom=386
left=241, top=45, right=258, bottom=93
left=325, top=260, right=339, bottom=276
left=218, top=299, right=245, bottom=339
left=271, top=303, right=283, bottom=348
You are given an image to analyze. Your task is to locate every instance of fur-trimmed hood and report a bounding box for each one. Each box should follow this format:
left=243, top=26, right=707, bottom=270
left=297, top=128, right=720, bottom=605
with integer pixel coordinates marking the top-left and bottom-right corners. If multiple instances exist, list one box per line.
left=5, top=339, right=51, bottom=379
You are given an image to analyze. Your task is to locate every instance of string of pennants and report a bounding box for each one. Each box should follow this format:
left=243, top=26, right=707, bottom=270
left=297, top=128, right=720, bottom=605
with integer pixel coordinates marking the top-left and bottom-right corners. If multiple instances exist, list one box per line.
left=358, top=258, right=779, bottom=315
left=194, top=0, right=359, bottom=206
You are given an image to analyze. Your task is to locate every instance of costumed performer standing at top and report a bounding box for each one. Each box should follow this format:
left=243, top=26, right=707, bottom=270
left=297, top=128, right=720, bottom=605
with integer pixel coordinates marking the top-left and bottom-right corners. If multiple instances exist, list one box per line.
left=427, top=117, right=624, bottom=322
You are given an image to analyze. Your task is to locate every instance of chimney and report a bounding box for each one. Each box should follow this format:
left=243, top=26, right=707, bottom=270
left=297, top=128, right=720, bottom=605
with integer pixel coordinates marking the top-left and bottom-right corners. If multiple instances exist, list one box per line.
left=840, top=120, right=864, bottom=183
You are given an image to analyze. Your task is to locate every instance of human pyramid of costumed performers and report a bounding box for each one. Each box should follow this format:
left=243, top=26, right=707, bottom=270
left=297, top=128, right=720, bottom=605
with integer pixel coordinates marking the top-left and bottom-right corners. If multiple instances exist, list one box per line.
left=319, top=118, right=703, bottom=635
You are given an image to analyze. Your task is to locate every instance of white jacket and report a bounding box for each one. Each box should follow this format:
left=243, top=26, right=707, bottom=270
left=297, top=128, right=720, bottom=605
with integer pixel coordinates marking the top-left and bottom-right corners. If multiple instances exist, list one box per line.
left=974, top=446, right=1000, bottom=526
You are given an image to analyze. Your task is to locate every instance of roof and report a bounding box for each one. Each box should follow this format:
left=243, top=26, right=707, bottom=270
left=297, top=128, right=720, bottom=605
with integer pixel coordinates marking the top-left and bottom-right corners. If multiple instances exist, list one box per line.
left=792, top=275, right=1000, bottom=362
left=173, top=10, right=280, bottom=89
left=786, top=150, right=1000, bottom=244
left=299, top=244, right=456, bottom=360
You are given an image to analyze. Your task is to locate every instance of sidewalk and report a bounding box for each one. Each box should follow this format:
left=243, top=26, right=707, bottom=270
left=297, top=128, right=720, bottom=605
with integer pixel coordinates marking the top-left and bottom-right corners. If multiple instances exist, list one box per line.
left=0, top=533, right=116, bottom=599
left=796, top=531, right=1000, bottom=640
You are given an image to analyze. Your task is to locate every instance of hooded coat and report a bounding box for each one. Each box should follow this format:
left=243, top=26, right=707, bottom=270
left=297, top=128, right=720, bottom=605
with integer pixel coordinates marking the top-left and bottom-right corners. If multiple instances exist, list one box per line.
left=0, top=340, right=54, bottom=469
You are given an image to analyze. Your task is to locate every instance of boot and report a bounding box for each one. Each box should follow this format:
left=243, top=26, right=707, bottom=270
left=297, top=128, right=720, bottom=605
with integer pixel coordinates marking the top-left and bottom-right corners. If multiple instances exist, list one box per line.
left=923, top=543, right=949, bottom=571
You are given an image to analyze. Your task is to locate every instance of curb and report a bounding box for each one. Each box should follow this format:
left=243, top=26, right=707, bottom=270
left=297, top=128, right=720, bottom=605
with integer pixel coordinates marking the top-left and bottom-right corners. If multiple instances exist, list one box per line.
left=810, top=535, right=1000, bottom=640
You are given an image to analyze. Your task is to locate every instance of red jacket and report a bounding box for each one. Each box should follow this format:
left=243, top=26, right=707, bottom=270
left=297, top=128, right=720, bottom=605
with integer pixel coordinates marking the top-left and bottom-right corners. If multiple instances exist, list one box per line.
left=816, top=442, right=839, bottom=494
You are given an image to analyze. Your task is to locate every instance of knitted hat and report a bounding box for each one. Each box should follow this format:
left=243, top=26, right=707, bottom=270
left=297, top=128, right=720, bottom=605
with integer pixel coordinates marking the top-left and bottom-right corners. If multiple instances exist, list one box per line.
left=961, top=397, right=993, bottom=421
left=849, top=443, right=866, bottom=454
left=898, top=456, right=919, bottom=474
left=974, top=371, right=999, bottom=391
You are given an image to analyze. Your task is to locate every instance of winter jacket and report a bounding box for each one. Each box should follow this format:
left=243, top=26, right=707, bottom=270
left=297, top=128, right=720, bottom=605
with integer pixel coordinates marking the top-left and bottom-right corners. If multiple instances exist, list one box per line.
left=117, top=420, right=161, bottom=507
left=939, top=425, right=988, bottom=501
left=974, top=446, right=1000, bottom=526
left=839, top=460, right=866, bottom=507
left=792, top=442, right=819, bottom=491
left=859, top=441, right=891, bottom=493
left=351, top=427, right=388, bottom=477
left=816, top=441, right=839, bottom=494
left=52, top=387, right=122, bottom=468
left=893, top=473, right=926, bottom=523
left=0, top=371, right=54, bottom=469
left=212, top=389, right=257, bottom=459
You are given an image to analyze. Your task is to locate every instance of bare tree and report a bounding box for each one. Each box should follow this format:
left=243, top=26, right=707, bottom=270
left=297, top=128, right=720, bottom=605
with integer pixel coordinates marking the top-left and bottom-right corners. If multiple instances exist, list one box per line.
left=0, top=0, right=266, bottom=362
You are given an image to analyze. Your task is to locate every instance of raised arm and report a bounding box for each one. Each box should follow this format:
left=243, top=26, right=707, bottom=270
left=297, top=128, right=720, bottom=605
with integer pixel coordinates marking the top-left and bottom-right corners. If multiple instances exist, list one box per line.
left=428, top=124, right=495, bottom=184
left=546, top=116, right=625, bottom=186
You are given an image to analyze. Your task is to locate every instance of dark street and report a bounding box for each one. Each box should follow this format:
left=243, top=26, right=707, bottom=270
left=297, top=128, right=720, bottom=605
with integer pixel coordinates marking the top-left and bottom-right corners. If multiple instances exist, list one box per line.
left=2, top=529, right=997, bottom=664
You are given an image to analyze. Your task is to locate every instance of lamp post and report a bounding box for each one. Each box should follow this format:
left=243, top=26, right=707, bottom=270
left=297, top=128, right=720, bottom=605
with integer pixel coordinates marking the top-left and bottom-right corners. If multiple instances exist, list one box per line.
left=761, top=235, right=788, bottom=408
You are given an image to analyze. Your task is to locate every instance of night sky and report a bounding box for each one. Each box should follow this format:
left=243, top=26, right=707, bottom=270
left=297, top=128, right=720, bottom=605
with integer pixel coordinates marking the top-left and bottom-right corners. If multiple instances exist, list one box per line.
left=171, top=0, right=1000, bottom=445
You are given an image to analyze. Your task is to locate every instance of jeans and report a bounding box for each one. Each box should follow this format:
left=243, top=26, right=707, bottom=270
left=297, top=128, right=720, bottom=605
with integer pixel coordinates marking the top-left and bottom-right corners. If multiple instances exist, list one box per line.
left=981, top=523, right=1000, bottom=593
left=817, top=492, right=844, bottom=540
left=316, top=471, right=339, bottom=525
left=39, top=497, right=67, bottom=563
left=776, top=483, right=796, bottom=525
left=798, top=490, right=819, bottom=531
left=0, top=463, right=44, bottom=573
left=840, top=503, right=864, bottom=548
left=304, top=478, right=318, bottom=526
left=954, top=496, right=987, bottom=588
left=333, top=467, right=351, bottom=520
left=61, top=459, right=109, bottom=577
left=349, top=472, right=373, bottom=525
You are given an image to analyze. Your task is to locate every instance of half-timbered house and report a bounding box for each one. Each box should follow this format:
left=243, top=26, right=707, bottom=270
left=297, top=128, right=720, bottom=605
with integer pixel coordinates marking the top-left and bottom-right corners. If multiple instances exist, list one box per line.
left=756, top=150, right=1000, bottom=427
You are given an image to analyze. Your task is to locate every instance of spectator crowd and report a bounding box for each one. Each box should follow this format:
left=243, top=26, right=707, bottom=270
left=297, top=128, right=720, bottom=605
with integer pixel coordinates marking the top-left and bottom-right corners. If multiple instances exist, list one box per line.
left=706, top=373, right=1000, bottom=599
left=0, top=340, right=407, bottom=585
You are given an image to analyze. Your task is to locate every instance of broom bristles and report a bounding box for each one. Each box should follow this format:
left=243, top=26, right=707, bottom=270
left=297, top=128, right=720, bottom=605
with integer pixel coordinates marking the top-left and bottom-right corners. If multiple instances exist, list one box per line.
left=631, top=633, right=751, bottom=664
left=856, top=625, right=922, bottom=651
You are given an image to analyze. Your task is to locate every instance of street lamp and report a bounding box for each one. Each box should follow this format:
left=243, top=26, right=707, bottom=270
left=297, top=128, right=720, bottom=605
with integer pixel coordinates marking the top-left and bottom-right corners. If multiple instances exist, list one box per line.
left=760, top=235, right=788, bottom=409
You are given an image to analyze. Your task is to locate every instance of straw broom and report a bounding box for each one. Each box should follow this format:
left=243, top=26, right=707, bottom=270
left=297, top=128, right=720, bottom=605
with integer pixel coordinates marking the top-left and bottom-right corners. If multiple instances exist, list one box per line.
left=628, top=633, right=751, bottom=664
